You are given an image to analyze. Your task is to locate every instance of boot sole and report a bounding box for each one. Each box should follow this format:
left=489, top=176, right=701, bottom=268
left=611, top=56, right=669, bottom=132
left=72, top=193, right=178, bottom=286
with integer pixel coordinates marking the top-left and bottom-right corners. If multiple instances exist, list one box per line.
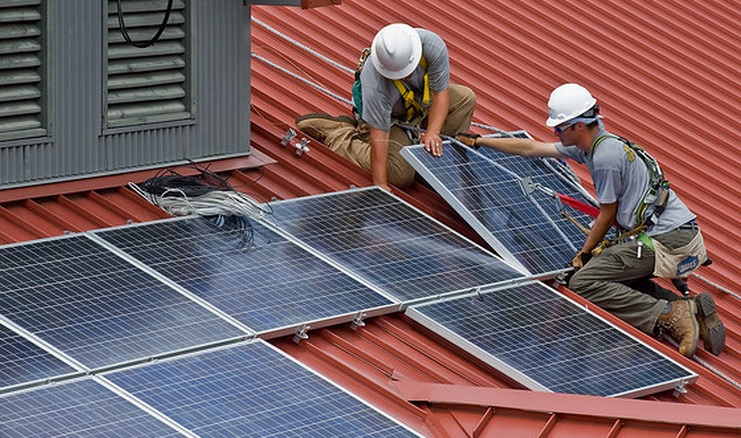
left=696, top=293, right=725, bottom=356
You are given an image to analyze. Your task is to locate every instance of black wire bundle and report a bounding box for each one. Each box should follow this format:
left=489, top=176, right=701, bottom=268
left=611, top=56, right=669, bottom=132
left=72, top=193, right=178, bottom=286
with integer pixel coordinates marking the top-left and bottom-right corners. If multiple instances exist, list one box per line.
left=138, top=163, right=233, bottom=198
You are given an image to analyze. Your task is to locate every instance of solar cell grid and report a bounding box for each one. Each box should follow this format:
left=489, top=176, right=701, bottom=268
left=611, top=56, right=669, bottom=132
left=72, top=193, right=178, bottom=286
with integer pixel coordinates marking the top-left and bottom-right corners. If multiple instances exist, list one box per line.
left=407, top=282, right=697, bottom=397
left=0, top=378, right=181, bottom=437
left=401, top=141, right=595, bottom=274
left=95, top=216, right=395, bottom=334
left=0, top=235, right=243, bottom=369
left=105, top=341, right=419, bottom=437
left=267, top=188, right=524, bottom=302
left=0, top=324, right=77, bottom=391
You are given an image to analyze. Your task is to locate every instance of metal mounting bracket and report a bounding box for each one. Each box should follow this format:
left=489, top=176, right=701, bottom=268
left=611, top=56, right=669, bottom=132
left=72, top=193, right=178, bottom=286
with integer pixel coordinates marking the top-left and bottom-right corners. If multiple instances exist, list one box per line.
left=293, top=324, right=310, bottom=344
left=672, top=382, right=688, bottom=398
left=295, top=138, right=310, bottom=156
left=280, top=129, right=297, bottom=146
left=351, top=312, right=367, bottom=331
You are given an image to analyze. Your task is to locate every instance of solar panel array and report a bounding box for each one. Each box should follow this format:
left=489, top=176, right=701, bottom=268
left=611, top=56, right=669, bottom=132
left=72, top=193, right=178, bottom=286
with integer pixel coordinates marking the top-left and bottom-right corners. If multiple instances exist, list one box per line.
left=95, top=216, right=396, bottom=335
left=401, top=135, right=598, bottom=275
left=406, top=282, right=697, bottom=397
left=267, top=188, right=524, bottom=302
left=1, top=341, right=418, bottom=437
left=0, top=187, right=698, bottom=435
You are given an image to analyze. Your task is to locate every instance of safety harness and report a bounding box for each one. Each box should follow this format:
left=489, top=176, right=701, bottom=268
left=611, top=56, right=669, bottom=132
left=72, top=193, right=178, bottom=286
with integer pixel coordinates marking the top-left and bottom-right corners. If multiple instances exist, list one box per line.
left=590, top=134, right=671, bottom=254
left=352, top=48, right=431, bottom=123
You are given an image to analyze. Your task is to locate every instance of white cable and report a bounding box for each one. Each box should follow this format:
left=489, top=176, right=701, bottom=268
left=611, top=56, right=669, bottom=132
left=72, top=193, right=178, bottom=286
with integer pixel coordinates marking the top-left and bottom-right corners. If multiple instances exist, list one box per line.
left=251, top=53, right=353, bottom=106
left=128, top=182, right=268, bottom=220
left=251, top=17, right=354, bottom=75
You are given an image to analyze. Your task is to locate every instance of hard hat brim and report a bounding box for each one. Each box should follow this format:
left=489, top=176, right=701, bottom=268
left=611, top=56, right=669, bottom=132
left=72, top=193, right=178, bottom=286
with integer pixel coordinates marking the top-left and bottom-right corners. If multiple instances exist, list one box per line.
left=370, top=25, right=423, bottom=80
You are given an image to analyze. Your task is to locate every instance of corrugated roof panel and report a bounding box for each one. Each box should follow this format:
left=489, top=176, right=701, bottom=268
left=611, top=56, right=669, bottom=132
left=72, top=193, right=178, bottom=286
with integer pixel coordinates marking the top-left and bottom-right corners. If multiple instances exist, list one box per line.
left=1, top=1, right=739, bottom=436
left=250, top=0, right=740, bottom=293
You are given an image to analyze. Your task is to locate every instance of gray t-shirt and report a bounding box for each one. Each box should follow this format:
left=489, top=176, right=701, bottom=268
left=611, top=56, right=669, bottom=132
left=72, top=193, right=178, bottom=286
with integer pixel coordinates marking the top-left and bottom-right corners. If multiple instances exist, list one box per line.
left=359, top=28, right=450, bottom=131
left=555, top=130, right=695, bottom=236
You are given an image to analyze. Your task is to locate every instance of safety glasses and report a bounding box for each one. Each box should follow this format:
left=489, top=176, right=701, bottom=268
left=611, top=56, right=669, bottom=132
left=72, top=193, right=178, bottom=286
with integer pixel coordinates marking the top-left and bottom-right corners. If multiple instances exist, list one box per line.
left=554, top=117, right=600, bottom=133
left=554, top=120, right=578, bottom=133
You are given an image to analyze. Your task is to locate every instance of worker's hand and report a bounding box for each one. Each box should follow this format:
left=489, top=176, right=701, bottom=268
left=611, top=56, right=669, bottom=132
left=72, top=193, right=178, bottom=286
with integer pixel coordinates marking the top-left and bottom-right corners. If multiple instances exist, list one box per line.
left=455, top=133, right=480, bottom=148
left=421, top=132, right=444, bottom=157
left=572, top=251, right=593, bottom=269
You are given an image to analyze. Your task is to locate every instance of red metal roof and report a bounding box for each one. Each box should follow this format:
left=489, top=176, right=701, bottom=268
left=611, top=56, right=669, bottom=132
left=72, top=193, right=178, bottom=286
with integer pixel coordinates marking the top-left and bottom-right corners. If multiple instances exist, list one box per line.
left=1, top=1, right=739, bottom=436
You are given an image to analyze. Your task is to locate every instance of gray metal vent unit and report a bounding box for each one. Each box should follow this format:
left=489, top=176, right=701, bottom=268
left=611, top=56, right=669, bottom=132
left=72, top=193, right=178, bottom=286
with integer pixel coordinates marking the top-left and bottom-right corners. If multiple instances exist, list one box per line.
left=105, top=0, right=189, bottom=128
left=0, top=0, right=44, bottom=141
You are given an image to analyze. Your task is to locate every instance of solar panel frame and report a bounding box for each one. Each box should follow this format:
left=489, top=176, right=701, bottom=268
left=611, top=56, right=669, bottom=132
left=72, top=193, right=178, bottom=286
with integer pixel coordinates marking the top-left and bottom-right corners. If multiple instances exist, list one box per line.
left=265, top=187, right=526, bottom=304
left=406, top=281, right=698, bottom=398
left=401, top=136, right=598, bottom=275
left=0, top=234, right=245, bottom=370
left=93, top=216, right=399, bottom=338
left=103, top=340, right=422, bottom=437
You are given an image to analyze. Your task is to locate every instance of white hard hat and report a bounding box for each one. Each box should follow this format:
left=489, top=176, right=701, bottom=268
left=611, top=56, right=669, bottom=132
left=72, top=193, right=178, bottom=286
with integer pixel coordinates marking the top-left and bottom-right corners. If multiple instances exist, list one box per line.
left=545, top=83, right=598, bottom=127
left=370, top=23, right=422, bottom=80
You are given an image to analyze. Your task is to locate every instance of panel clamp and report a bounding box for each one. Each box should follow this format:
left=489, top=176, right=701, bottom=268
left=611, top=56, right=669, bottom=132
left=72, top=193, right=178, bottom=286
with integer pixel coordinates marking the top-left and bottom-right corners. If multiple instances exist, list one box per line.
left=293, top=324, right=310, bottom=344
left=351, top=312, right=367, bottom=331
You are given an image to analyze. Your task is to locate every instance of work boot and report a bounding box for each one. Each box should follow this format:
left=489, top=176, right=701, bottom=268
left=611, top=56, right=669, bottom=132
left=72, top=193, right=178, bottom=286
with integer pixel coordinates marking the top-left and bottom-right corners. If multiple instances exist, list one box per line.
left=295, top=113, right=356, bottom=143
left=695, top=292, right=725, bottom=355
left=656, top=299, right=699, bottom=358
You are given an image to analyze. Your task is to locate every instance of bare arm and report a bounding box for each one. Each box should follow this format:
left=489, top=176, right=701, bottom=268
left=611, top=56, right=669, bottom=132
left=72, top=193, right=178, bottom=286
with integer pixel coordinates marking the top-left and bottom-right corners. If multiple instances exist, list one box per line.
left=582, top=202, right=617, bottom=254
left=370, top=127, right=392, bottom=191
left=462, top=136, right=562, bottom=158
left=572, top=201, right=616, bottom=268
left=421, top=88, right=450, bottom=157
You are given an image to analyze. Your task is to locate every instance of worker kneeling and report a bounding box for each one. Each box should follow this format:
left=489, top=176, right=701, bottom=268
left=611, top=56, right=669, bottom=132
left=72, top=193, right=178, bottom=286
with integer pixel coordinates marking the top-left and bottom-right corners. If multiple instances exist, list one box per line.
left=457, top=84, right=725, bottom=358
left=296, top=23, right=475, bottom=192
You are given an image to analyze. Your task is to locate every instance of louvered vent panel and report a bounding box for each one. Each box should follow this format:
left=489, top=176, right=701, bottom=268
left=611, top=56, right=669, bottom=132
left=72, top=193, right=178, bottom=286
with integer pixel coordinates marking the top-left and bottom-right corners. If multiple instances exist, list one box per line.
left=0, top=0, right=44, bottom=140
left=106, top=0, right=189, bottom=127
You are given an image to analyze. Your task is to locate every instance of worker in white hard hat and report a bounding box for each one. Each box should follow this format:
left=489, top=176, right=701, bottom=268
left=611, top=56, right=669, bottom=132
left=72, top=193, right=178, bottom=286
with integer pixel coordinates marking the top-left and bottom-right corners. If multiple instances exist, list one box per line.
left=296, top=23, right=476, bottom=191
left=456, top=83, right=725, bottom=358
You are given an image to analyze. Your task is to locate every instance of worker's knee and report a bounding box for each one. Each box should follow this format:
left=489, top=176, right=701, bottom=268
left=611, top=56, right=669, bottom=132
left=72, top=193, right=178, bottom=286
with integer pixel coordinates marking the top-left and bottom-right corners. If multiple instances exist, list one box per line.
left=387, top=165, right=415, bottom=188
left=444, top=84, right=477, bottom=134
left=568, top=268, right=591, bottom=295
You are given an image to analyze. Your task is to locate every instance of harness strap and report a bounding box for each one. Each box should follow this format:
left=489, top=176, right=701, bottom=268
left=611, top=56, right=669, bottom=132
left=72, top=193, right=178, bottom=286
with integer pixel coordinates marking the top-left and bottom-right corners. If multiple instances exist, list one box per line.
left=591, top=134, right=670, bottom=228
left=392, top=56, right=430, bottom=122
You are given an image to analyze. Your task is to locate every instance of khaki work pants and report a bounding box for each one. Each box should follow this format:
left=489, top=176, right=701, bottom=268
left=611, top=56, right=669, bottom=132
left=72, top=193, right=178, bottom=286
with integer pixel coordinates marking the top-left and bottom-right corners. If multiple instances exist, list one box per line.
left=324, top=84, right=476, bottom=188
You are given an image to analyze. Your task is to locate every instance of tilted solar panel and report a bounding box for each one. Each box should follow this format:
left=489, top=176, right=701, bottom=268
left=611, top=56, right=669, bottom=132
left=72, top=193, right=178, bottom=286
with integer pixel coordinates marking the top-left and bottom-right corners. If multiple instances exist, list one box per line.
left=401, top=140, right=596, bottom=275
left=0, top=378, right=181, bottom=437
left=0, top=236, right=243, bottom=369
left=95, top=216, right=396, bottom=335
left=105, top=340, right=420, bottom=437
left=266, top=187, right=524, bottom=303
left=406, top=282, right=697, bottom=397
left=0, top=324, right=77, bottom=392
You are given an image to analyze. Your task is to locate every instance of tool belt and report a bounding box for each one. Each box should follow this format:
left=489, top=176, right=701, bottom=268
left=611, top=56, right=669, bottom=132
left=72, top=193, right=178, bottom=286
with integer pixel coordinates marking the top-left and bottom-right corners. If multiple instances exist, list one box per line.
left=652, top=229, right=707, bottom=279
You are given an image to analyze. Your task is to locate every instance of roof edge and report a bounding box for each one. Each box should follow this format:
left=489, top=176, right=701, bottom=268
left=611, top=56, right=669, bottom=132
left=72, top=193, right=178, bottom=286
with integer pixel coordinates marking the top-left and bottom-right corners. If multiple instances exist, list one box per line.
left=390, top=381, right=741, bottom=429
left=0, top=153, right=274, bottom=204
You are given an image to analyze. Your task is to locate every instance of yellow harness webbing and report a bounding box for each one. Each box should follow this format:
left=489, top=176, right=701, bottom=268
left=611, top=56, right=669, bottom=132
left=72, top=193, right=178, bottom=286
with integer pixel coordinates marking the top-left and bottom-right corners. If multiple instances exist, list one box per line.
left=392, top=56, right=430, bottom=122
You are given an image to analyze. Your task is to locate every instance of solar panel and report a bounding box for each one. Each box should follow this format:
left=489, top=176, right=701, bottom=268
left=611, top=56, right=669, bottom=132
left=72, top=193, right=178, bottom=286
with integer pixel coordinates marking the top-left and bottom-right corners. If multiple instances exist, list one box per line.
left=0, top=236, right=243, bottom=369
left=406, top=282, right=697, bottom=397
left=0, top=378, right=181, bottom=437
left=401, top=139, right=596, bottom=275
left=475, top=131, right=595, bottom=206
left=266, top=188, right=524, bottom=303
left=95, top=216, right=396, bottom=335
left=0, top=324, right=77, bottom=392
left=105, top=340, right=420, bottom=437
